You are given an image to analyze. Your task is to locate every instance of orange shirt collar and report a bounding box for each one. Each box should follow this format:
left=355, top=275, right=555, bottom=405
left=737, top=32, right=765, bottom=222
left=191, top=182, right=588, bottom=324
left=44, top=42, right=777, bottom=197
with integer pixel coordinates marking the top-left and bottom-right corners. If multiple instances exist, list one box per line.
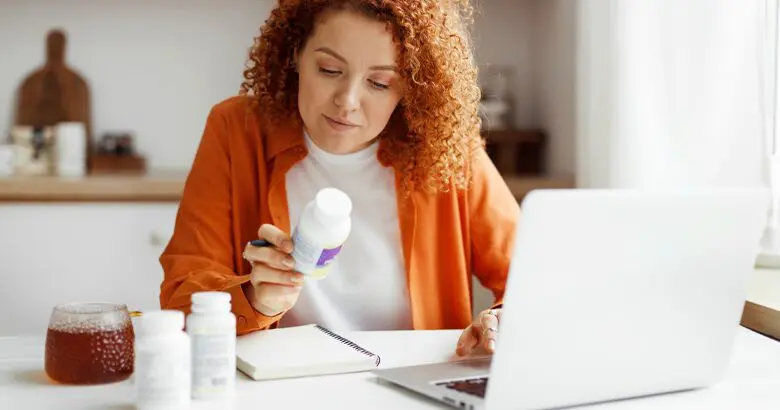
left=264, top=117, right=306, bottom=161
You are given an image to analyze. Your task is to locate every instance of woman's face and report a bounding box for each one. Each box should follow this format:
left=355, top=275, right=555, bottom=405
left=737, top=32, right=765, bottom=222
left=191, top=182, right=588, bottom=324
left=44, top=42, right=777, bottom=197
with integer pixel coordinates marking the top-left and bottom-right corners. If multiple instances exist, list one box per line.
left=295, top=9, right=404, bottom=154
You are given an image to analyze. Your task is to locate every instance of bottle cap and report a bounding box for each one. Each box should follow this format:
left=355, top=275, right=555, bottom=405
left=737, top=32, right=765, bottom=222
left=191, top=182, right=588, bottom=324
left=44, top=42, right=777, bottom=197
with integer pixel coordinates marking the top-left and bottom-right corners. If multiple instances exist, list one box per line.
left=138, top=310, right=184, bottom=336
left=191, top=291, right=232, bottom=313
left=314, top=188, right=352, bottom=225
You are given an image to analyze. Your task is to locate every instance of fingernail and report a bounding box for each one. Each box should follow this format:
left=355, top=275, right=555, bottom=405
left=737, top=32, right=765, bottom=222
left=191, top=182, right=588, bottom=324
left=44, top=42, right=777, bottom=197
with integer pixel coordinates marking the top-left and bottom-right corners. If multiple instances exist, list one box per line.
left=488, top=340, right=496, bottom=351
left=283, top=257, right=296, bottom=268
left=282, top=240, right=294, bottom=252
left=291, top=274, right=304, bottom=284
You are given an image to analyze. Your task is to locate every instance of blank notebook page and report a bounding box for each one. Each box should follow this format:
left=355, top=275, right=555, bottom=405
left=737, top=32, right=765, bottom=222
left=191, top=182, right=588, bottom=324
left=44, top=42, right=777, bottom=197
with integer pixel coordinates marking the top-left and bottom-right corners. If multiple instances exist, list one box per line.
left=235, top=324, right=380, bottom=381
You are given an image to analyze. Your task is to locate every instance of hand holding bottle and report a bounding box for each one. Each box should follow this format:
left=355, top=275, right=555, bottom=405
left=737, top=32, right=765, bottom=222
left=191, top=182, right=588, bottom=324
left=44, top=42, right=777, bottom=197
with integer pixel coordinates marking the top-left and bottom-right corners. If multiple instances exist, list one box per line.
left=242, top=224, right=304, bottom=317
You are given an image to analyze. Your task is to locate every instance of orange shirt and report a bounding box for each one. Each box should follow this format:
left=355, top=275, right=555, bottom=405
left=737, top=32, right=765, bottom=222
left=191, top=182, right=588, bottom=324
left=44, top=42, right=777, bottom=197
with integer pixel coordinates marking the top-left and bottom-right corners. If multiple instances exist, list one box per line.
left=159, top=96, right=519, bottom=335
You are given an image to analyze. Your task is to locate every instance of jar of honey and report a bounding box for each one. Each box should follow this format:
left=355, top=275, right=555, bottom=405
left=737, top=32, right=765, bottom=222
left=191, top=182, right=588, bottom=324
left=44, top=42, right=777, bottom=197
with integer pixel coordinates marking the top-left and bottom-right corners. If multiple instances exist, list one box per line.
left=44, top=302, right=134, bottom=384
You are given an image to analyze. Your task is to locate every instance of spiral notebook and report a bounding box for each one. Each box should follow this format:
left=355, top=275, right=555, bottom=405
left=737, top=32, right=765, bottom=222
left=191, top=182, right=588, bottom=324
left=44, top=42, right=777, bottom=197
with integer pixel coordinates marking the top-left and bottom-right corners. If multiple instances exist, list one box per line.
left=235, top=324, right=381, bottom=381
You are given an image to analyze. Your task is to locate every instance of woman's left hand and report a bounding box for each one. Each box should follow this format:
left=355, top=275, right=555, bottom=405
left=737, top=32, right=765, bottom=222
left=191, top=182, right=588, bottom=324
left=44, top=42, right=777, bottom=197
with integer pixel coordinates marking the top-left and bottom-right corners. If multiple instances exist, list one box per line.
left=455, top=308, right=501, bottom=357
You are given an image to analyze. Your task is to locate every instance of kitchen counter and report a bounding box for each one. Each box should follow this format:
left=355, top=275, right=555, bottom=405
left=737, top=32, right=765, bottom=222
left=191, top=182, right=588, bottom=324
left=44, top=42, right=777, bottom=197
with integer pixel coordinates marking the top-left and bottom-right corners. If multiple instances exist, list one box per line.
left=0, top=170, right=187, bottom=202
left=0, top=172, right=573, bottom=203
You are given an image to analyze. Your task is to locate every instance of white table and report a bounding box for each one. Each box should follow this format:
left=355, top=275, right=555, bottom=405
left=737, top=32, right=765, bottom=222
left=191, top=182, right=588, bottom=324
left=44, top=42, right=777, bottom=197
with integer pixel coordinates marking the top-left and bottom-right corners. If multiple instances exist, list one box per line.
left=1, top=328, right=779, bottom=409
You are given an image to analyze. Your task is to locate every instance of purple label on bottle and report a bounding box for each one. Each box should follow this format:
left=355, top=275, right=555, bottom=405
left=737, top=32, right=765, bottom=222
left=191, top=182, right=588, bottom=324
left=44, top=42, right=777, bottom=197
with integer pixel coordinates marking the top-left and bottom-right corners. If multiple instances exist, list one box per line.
left=316, top=245, right=343, bottom=268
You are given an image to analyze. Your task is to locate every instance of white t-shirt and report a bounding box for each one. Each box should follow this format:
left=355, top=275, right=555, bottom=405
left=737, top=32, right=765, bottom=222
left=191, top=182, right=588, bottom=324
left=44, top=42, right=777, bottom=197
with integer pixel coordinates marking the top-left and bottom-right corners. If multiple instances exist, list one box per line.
left=279, top=132, right=413, bottom=332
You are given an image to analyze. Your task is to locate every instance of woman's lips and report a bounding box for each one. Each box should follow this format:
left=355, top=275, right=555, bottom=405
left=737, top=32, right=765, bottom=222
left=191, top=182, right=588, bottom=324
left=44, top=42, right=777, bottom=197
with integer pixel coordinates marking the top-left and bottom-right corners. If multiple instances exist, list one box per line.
left=324, top=115, right=358, bottom=131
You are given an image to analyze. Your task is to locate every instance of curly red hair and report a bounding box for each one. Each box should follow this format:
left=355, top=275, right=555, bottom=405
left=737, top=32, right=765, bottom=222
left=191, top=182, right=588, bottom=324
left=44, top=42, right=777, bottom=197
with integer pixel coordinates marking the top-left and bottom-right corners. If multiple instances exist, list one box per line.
left=241, top=0, right=483, bottom=193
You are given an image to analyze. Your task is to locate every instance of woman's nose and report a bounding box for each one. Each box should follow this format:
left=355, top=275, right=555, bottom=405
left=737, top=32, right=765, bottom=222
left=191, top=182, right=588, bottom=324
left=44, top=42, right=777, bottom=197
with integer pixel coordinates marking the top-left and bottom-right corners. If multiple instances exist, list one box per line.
left=333, top=80, right=360, bottom=112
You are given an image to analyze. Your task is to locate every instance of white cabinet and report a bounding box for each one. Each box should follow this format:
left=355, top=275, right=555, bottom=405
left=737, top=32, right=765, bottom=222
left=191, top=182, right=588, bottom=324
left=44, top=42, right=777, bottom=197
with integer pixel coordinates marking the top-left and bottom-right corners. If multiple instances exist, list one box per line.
left=0, top=203, right=179, bottom=336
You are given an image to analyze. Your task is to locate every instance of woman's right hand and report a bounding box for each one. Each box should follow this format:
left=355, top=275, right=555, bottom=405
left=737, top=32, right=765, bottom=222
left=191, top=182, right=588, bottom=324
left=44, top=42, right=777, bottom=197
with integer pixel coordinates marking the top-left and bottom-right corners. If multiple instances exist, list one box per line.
left=242, top=224, right=304, bottom=317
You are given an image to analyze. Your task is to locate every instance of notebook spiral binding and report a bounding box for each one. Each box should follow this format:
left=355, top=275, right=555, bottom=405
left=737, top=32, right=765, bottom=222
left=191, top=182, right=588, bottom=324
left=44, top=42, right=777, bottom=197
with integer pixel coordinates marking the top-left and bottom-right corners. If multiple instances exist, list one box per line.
left=315, top=325, right=381, bottom=367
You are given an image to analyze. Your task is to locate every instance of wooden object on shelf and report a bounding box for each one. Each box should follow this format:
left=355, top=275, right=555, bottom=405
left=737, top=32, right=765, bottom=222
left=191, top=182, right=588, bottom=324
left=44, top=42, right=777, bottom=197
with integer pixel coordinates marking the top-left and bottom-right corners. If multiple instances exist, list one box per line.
left=0, top=171, right=185, bottom=202
left=483, top=129, right=545, bottom=175
left=90, top=154, right=147, bottom=175
left=14, top=29, right=93, bottom=169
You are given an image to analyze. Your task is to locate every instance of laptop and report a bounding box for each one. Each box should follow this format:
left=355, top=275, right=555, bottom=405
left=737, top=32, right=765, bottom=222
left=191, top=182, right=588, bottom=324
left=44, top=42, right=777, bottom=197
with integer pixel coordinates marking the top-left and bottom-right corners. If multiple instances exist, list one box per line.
left=373, top=188, right=769, bottom=410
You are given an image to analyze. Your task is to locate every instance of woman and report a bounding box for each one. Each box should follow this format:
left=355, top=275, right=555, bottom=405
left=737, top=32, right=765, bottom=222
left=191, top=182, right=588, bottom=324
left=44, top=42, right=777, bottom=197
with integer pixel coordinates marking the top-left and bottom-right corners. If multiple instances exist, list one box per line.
left=160, top=0, right=519, bottom=357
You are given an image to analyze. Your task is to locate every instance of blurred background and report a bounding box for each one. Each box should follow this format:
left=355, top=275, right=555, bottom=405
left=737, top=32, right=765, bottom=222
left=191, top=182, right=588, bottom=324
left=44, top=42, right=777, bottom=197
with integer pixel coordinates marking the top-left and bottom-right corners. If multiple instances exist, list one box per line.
left=0, top=0, right=773, bottom=335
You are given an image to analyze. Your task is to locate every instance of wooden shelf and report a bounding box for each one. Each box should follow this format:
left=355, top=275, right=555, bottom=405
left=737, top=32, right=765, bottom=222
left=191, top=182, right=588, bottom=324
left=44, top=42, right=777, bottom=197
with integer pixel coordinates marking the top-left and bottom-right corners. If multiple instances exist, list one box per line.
left=483, top=129, right=545, bottom=143
left=483, top=129, right=546, bottom=175
left=0, top=170, right=186, bottom=202
left=503, top=174, right=575, bottom=201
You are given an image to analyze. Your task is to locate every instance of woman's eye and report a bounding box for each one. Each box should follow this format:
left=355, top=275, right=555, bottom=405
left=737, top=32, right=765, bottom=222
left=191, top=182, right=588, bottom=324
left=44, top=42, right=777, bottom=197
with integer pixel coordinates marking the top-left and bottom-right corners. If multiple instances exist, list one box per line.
left=319, top=68, right=341, bottom=76
left=369, top=80, right=390, bottom=90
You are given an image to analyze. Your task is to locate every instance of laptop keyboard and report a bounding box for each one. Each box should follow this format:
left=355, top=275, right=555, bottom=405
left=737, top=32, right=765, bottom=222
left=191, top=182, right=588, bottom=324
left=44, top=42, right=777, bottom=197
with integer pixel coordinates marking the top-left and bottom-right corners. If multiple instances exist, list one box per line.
left=437, top=377, right=489, bottom=398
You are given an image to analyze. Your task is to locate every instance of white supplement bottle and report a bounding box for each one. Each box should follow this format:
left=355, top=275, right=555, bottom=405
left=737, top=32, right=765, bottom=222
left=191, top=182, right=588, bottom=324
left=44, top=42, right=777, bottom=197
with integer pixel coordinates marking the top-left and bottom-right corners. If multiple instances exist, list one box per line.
left=186, top=291, right=236, bottom=401
left=291, top=187, right=352, bottom=279
left=134, top=310, right=191, bottom=410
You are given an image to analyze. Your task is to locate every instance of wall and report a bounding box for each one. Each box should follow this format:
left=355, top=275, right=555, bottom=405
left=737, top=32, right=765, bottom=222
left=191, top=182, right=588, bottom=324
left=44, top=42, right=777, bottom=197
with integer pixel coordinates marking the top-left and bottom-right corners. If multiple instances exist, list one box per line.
left=575, top=0, right=619, bottom=188
left=532, top=0, right=578, bottom=179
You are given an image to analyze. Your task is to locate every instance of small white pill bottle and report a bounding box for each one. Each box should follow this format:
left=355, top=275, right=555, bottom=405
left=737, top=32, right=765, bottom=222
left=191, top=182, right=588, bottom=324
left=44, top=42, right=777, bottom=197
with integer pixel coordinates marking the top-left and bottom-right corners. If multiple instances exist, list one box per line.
left=134, top=310, right=191, bottom=410
left=291, top=187, right=352, bottom=279
left=186, top=291, right=236, bottom=401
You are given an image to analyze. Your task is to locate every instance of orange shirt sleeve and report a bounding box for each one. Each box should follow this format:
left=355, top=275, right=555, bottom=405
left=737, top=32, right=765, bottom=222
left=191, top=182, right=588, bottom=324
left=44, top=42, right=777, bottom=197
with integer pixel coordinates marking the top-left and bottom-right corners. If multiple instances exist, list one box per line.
left=159, top=104, right=280, bottom=334
left=468, top=149, right=521, bottom=309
